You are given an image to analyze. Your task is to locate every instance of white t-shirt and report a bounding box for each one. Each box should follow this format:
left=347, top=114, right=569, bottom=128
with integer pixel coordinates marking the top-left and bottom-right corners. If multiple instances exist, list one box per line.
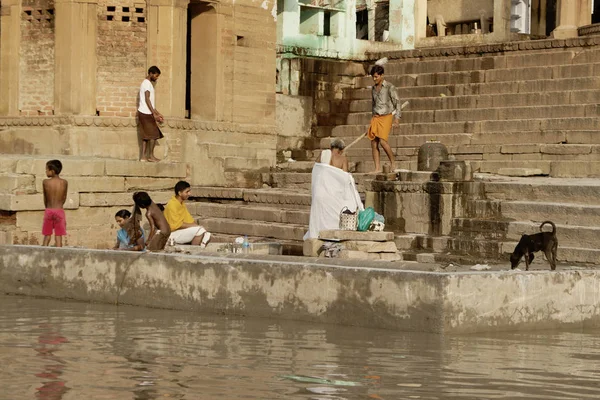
left=138, top=79, right=155, bottom=114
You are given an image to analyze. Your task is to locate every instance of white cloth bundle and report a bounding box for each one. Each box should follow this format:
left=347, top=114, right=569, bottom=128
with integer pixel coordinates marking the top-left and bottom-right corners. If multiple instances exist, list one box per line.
left=303, top=162, right=364, bottom=240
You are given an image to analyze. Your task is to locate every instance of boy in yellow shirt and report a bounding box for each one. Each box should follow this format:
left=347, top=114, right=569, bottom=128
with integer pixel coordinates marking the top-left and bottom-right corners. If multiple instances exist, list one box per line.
left=163, top=181, right=211, bottom=248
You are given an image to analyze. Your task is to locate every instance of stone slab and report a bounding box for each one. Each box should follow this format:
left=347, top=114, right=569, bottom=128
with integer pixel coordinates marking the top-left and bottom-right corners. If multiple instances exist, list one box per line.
left=79, top=191, right=173, bottom=207
left=2, top=246, right=600, bottom=333
left=319, top=230, right=394, bottom=242
left=15, top=157, right=106, bottom=177
left=497, top=168, right=544, bottom=177
left=342, top=241, right=398, bottom=253
left=303, top=238, right=325, bottom=257
left=35, top=176, right=126, bottom=193
left=0, top=193, right=79, bottom=211
left=104, top=159, right=188, bottom=178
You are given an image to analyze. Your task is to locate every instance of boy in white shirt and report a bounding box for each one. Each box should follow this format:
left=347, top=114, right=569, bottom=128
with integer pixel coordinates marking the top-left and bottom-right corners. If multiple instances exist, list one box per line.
left=138, top=65, right=164, bottom=162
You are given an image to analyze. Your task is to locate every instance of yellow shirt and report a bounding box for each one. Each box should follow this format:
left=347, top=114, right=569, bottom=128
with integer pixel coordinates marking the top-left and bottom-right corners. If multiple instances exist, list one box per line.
left=164, top=196, right=194, bottom=231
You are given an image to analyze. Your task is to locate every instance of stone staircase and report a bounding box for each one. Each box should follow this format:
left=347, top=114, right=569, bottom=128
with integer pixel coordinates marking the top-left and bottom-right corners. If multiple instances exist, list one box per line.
left=395, top=174, right=600, bottom=266
left=304, top=44, right=600, bottom=177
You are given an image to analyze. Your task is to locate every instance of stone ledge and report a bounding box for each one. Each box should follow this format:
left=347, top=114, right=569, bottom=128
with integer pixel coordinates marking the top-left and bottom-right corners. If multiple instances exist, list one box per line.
left=319, top=230, right=394, bottom=242
left=2, top=246, right=600, bottom=333
left=0, top=116, right=277, bottom=135
left=0, top=193, right=79, bottom=211
left=368, top=36, right=600, bottom=62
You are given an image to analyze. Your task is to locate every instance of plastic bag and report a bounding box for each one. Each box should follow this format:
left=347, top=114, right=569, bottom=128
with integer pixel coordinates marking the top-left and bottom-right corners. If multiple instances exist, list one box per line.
left=357, top=207, right=376, bottom=231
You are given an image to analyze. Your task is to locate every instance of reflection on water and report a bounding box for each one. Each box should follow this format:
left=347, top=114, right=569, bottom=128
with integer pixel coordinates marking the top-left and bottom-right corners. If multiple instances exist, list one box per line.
left=0, top=294, right=599, bottom=399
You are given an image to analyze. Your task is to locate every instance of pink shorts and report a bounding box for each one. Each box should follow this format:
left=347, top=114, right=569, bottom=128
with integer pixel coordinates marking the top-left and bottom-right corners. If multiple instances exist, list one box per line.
left=42, top=209, right=67, bottom=236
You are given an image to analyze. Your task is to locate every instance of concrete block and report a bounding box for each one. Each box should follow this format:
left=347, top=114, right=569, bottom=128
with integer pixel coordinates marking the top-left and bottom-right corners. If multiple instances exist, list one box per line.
left=319, top=230, right=394, bottom=242
left=303, top=238, right=324, bottom=257
left=0, top=193, right=79, bottom=211
left=343, top=241, right=398, bottom=253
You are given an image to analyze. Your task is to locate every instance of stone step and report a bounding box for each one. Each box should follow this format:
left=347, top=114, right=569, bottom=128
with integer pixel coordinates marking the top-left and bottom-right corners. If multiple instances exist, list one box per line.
left=200, top=217, right=307, bottom=242
left=467, top=199, right=600, bottom=225
left=481, top=178, right=600, bottom=205
left=0, top=154, right=188, bottom=179
left=346, top=104, right=600, bottom=125
left=346, top=90, right=600, bottom=113
left=192, top=202, right=310, bottom=225
left=372, top=49, right=598, bottom=77
left=451, top=218, right=600, bottom=249
left=446, top=236, right=600, bottom=265
left=356, top=62, right=600, bottom=89
left=198, top=232, right=303, bottom=256
left=191, top=187, right=312, bottom=206
left=330, top=117, right=600, bottom=137
left=266, top=172, right=373, bottom=192
left=273, top=160, right=358, bottom=173
left=344, top=77, right=600, bottom=100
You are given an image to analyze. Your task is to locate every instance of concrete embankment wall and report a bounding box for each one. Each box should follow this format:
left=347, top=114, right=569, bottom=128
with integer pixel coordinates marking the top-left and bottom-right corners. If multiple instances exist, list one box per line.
left=0, top=246, right=598, bottom=333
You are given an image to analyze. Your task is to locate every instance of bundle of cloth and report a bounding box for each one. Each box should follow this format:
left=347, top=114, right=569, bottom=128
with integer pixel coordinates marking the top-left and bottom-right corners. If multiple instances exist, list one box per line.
left=304, top=150, right=364, bottom=240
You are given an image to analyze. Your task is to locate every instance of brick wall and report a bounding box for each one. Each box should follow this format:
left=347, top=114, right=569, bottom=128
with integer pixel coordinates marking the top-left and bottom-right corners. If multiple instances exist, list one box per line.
left=19, top=0, right=55, bottom=116
left=96, top=0, right=147, bottom=117
left=225, top=0, right=277, bottom=125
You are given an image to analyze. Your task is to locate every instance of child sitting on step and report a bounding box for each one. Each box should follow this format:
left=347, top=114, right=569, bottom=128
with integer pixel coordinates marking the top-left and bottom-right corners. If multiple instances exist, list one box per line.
left=112, top=209, right=145, bottom=251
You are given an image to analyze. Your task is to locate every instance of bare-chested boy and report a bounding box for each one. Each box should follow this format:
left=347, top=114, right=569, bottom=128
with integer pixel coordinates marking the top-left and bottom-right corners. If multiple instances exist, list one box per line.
left=132, top=191, right=171, bottom=251
left=42, top=159, right=68, bottom=247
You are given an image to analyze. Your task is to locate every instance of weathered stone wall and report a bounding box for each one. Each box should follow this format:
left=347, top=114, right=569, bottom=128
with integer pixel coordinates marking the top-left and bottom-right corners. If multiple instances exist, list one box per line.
left=96, top=0, right=147, bottom=117
left=2, top=246, right=600, bottom=333
left=19, top=0, right=55, bottom=116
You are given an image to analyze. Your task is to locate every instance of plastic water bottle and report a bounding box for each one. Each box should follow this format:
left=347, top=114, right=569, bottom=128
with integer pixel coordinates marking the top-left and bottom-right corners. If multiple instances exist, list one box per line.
left=242, top=236, right=250, bottom=254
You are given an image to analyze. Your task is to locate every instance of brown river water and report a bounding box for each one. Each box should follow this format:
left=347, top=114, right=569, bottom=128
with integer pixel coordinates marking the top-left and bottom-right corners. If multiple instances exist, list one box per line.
left=0, top=294, right=599, bottom=400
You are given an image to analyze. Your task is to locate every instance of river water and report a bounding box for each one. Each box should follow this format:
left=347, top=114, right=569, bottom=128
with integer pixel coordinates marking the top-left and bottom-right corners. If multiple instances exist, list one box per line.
left=1, top=295, right=599, bottom=400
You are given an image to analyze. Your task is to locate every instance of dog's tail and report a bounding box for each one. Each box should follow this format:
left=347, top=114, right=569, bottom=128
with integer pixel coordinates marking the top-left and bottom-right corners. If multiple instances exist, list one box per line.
left=540, top=220, right=556, bottom=235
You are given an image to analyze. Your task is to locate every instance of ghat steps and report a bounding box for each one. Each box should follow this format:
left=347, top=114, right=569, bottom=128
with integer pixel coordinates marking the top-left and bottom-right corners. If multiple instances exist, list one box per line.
left=304, top=45, right=600, bottom=176
left=396, top=175, right=600, bottom=266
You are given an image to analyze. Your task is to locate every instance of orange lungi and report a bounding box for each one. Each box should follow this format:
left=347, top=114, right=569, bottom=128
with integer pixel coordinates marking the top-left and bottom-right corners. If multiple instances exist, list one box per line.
left=367, top=114, right=394, bottom=142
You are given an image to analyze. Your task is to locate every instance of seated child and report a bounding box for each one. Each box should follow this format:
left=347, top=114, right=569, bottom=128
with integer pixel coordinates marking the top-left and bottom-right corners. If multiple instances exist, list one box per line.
left=113, top=209, right=145, bottom=251
left=133, top=191, right=171, bottom=251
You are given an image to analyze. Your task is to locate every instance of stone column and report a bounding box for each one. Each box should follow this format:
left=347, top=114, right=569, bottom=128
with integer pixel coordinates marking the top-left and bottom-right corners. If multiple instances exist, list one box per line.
left=553, top=0, right=591, bottom=38
left=388, top=0, right=416, bottom=48
left=277, top=0, right=300, bottom=41
left=0, top=0, right=21, bottom=116
left=147, top=0, right=189, bottom=118
left=491, top=0, right=512, bottom=41
left=414, top=0, right=427, bottom=41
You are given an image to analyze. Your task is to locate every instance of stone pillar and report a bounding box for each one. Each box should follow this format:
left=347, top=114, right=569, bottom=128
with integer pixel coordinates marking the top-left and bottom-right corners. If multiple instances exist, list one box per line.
left=367, top=0, right=376, bottom=40
left=414, top=0, right=427, bottom=41
left=491, top=0, right=512, bottom=41
left=0, top=0, right=21, bottom=116
left=553, top=0, right=591, bottom=38
left=147, top=0, right=189, bottom=118
left=277, top=0, right=300, bottom=40
left=54, top=0, right=98, bottom=115
left=388, top=0, right=416, bottom=48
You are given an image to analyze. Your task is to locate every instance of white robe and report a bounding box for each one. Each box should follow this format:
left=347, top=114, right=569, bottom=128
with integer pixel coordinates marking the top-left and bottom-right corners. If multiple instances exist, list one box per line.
left=304, top=160, right=364, bottom=240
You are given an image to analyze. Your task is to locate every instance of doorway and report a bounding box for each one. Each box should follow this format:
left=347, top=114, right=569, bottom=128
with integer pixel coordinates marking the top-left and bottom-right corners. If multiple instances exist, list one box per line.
left=186, top=1, right=223, bottom=121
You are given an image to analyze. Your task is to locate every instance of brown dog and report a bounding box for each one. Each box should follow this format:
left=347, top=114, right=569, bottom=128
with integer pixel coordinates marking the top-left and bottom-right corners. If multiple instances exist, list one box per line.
left=510, top=221, right=558, bottom=271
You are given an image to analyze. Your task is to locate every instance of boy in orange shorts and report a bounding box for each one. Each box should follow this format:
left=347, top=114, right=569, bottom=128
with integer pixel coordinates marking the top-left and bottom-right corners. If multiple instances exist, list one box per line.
left=42, top=159, right=68, bottom=247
